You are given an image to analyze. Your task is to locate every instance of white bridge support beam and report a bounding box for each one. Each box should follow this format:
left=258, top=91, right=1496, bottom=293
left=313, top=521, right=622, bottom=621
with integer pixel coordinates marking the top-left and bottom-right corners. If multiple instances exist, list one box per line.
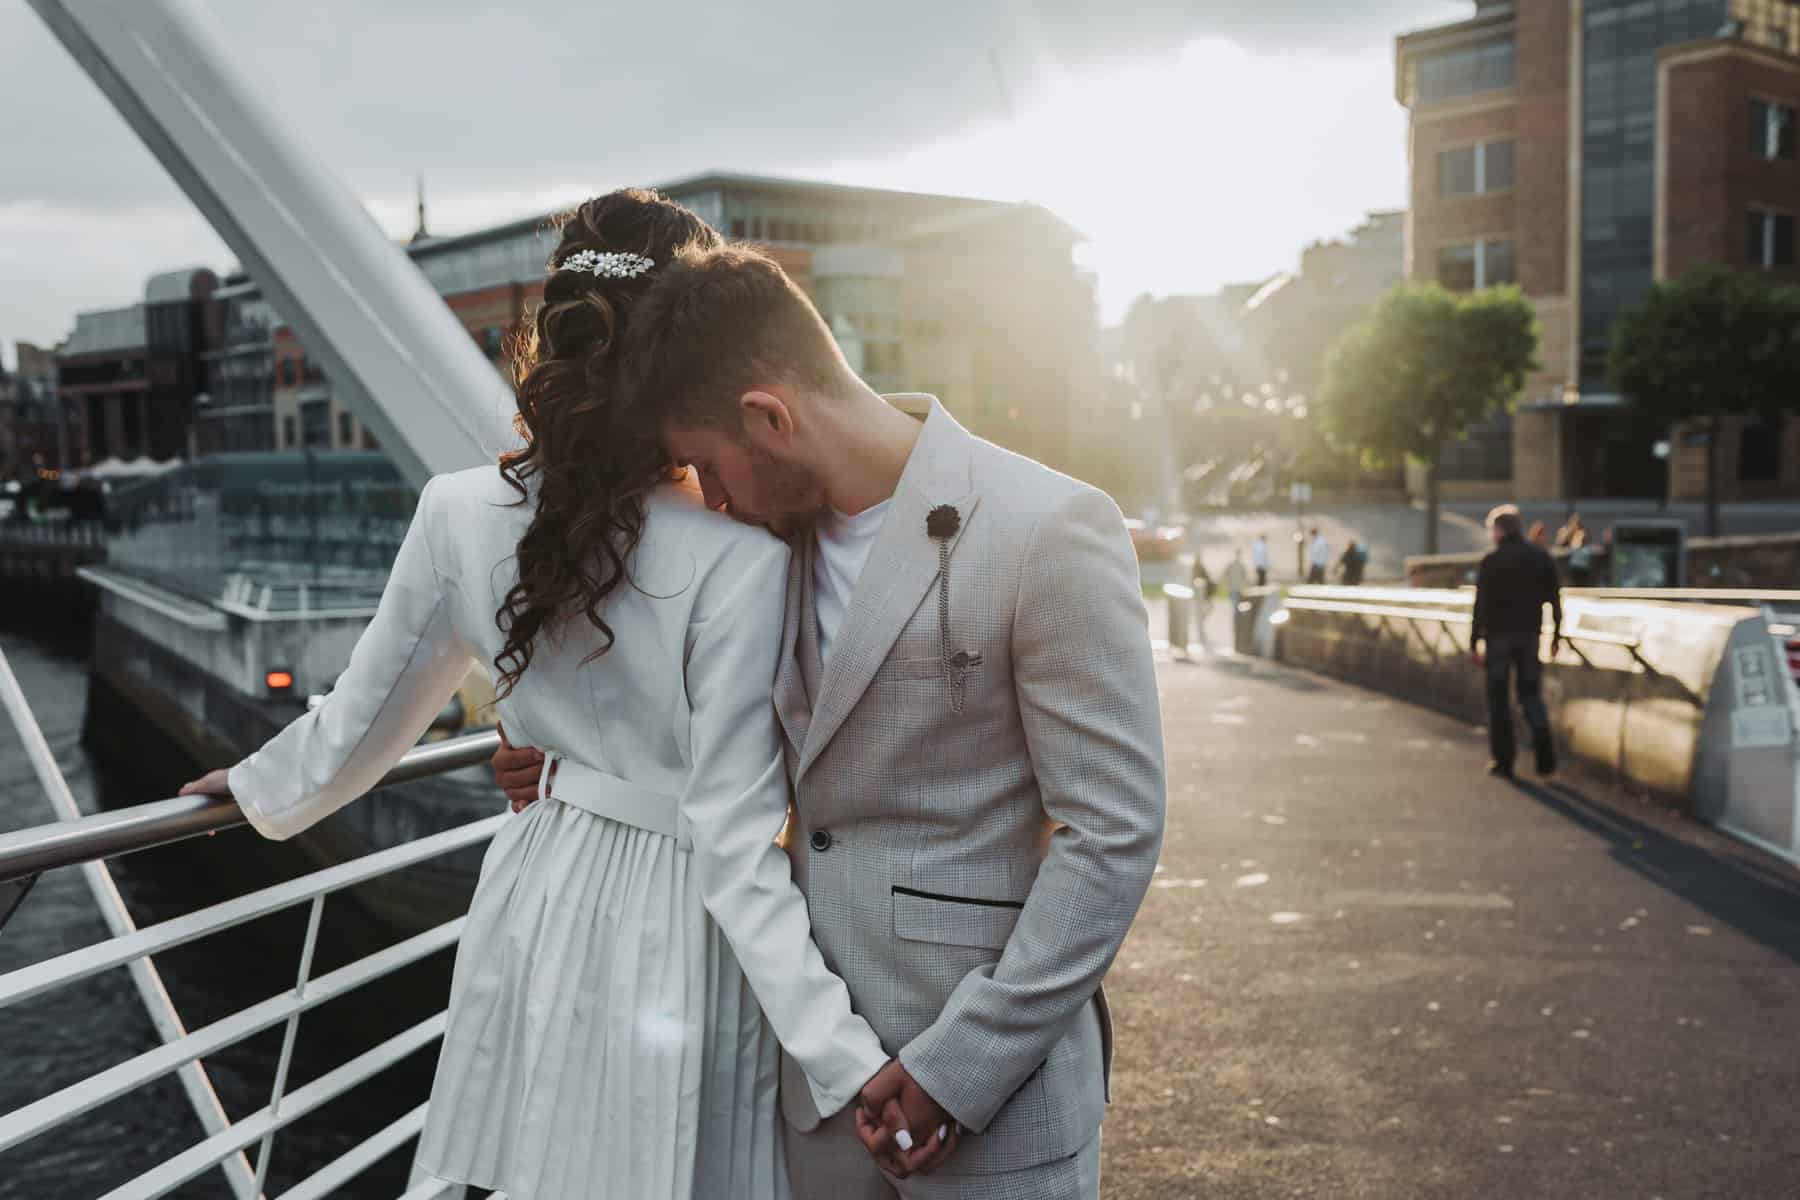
left=27, top=0, right=516, bottom=489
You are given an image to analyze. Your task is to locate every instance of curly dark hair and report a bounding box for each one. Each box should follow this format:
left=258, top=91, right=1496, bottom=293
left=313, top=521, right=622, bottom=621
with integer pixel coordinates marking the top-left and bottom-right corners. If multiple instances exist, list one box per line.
left=492, top=189, right=721, bottom=699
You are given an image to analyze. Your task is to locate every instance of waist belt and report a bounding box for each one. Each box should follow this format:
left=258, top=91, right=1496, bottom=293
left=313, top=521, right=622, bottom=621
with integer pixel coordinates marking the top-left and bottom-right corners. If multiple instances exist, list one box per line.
left=537, top=752, right=691, bottom=850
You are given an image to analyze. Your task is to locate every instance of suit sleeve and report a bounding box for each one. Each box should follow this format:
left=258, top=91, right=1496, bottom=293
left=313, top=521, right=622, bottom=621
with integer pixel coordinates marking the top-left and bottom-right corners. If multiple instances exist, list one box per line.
left=898, top=487, right=1167, bottom=1132
left=1471, top=557, right=1491, bottom=650
left=1542, top=553, right=1563, bottom=640
left=228, top=476, right=476, bottom=840
left=679, top=535, right=889, bottom=1119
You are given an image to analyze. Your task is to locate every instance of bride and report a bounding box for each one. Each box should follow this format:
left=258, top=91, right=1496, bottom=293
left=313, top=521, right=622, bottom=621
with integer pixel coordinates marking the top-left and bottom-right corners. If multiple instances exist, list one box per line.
left=182, top=189, right=889, bottom=1199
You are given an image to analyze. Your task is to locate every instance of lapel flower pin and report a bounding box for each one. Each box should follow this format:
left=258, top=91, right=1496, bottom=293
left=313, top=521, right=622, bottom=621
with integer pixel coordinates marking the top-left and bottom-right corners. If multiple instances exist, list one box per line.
left=927, top=504, right=981, bottom=712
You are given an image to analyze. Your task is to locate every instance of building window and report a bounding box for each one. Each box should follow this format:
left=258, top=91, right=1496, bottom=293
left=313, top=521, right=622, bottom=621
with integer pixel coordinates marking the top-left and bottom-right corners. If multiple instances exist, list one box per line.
left=1750, top=98, right=1797, bottom=160
left=282, top=415, right=297, bottom=447
left=1437, top=239, right=1516, bottom=290
left=730, top=218, right=746, bottom=238
left=338, top=411, right=353, bottom=445
left=1740, top=418, right=1782, bottom=482
left=1747, top=209, right=1797, bottom=269
left=301, top=399, right=331, bottom=448
left=1437, top=139, right=1516, bottom=196
left=1414, top=39, right=1516, bottom=106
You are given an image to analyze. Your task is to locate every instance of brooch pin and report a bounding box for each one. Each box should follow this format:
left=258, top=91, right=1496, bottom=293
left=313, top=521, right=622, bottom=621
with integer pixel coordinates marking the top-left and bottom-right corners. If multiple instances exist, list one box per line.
left=928, top=504, right=982, bottom=713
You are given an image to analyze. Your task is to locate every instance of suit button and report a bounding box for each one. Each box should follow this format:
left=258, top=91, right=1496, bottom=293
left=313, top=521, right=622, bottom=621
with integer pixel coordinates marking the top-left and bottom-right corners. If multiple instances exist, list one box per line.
left=809, top=830, right=833, bottom=852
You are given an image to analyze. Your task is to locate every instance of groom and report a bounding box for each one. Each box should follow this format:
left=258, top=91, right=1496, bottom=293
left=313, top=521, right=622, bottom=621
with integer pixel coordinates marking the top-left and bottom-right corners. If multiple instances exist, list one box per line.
left=492, top=243, right=1165, bottom=1197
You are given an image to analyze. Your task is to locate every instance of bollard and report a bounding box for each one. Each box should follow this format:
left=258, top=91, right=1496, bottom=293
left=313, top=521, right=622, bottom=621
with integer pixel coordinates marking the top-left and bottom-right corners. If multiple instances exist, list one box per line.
left=1163, top=583, right=1194, bottom=657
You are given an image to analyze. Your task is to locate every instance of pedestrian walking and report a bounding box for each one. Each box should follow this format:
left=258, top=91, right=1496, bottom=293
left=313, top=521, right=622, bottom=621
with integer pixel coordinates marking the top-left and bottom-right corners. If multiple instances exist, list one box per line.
left=1223, top=549, right=1249, bottom=615
left=1472, top=504, right=1561, bottom=779
left=1251, top=534, right=1271, bottom=587
left=1337, top=539, right=1366, bottom=586
left=1307, top=527, right=1330, bottom=585
left=1566, top=529, right=1595, bottom=587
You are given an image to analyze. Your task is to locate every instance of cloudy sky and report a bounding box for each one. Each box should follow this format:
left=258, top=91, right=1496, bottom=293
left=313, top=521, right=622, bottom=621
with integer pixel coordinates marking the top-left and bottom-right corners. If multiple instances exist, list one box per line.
left=0, top=0, right=1465, bottom=368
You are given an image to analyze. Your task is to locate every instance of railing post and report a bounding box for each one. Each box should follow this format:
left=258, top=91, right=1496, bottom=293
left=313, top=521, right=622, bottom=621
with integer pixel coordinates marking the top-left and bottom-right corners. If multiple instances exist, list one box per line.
left=252, top=894, right=327, bottom=1195
left=0, top=647, right=264, bottom=1200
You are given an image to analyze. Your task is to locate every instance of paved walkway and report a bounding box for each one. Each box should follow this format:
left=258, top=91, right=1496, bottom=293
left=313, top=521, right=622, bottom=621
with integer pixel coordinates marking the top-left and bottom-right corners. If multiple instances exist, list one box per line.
left=1104, top=638, right=1800, bottom=1198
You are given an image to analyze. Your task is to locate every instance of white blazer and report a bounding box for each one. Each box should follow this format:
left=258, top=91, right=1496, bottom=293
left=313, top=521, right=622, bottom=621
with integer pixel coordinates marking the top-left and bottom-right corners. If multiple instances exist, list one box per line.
left=228, top=466, right=888, bottom=1117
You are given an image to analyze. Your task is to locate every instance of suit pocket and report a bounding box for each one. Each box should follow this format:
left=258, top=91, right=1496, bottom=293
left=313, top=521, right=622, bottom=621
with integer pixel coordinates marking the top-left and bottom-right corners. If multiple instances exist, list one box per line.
left=892, top=886, right=1023, bottom=951
left=871, top=656, right=944, bottom=684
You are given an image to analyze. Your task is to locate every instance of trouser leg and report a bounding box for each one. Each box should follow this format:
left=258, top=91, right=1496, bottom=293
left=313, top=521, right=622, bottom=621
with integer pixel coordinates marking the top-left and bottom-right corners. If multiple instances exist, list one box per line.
left=785, top=1107, right=898, bottom=1200
left=895, top=1134, right=1101, bottom=1200
left=1514, top=644, right=1552, bottom=753
left=1485, top=645, right=1515, bottom=767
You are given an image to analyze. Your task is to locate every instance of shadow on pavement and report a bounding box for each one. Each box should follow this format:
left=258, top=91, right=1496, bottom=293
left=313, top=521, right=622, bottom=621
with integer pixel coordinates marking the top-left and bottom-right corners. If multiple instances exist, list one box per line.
left=1508, top=777, right=1800, bottom=965
left=1192, top=655, right=1329, bottom=693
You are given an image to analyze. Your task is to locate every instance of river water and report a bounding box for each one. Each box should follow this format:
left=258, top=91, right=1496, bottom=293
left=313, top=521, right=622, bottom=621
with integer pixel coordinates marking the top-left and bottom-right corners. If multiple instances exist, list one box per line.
left=0, top=628, right=449, bottom=1199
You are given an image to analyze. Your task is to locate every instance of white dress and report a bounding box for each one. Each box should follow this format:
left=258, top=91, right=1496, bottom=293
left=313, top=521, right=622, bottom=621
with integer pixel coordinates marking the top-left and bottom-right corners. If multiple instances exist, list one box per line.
left=228, top=467, right=888, bottom=1200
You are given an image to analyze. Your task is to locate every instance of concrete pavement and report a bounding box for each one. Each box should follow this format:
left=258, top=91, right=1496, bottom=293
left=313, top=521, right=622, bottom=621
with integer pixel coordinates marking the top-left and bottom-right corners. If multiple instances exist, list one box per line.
left=1102, top=632, right=1800, bottom=1198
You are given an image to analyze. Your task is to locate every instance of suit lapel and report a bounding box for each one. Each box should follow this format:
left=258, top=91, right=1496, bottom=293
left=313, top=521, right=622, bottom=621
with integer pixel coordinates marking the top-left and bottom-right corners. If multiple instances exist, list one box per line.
left=797, top=397, right=979, bottom=780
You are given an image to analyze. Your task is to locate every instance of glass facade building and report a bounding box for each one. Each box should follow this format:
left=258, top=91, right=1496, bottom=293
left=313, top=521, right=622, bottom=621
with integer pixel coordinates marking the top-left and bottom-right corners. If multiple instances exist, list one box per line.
left=1578, top=0, right=1730, bottom=387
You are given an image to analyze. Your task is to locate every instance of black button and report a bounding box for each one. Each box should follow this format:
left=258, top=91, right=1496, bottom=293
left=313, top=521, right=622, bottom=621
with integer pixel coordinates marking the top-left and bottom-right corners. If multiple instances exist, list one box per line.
left=809, top=830, right=833, bottom=852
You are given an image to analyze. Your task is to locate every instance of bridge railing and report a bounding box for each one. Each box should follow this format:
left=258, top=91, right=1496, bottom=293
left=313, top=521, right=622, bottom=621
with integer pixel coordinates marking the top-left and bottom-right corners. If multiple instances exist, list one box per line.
left=0, top=727, right=503, bottom=1200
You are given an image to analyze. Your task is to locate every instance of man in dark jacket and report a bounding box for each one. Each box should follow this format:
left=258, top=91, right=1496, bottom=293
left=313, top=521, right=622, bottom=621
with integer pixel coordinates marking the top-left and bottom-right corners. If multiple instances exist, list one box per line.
left=1472, top=505, right=1561, bottom=778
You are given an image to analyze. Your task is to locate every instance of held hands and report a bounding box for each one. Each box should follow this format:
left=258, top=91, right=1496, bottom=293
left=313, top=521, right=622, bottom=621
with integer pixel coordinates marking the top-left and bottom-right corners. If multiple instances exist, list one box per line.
left=855, top=1059, right=959, bottom=1178
left=491, top=722, right=547, bottom=813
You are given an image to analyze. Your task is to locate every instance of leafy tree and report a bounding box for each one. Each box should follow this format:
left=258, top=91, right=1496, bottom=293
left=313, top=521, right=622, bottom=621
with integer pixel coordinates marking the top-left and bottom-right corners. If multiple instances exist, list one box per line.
left=1608, top=265, right=1800, bottom=536
left=1319, top=283, right=1538, bottom=554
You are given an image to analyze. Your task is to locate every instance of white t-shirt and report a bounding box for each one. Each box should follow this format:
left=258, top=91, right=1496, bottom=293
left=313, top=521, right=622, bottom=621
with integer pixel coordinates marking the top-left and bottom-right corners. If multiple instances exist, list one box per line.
left=1309, top=535, right=1330, bottom=568
left=814, top=498, right=893, bottom=667
left=1251, top=539, right=1270, bottom=570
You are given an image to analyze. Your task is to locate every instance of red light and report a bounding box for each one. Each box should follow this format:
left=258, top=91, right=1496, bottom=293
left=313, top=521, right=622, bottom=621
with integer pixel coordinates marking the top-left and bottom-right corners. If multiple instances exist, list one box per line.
left=266, top=670, right=294, bottom=692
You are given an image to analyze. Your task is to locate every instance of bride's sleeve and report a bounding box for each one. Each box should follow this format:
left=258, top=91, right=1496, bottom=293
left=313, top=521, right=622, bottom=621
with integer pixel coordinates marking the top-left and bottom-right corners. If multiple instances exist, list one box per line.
left=227, top=476, right=476, bottom=840
left=679, top=533, right=888, bottom=1120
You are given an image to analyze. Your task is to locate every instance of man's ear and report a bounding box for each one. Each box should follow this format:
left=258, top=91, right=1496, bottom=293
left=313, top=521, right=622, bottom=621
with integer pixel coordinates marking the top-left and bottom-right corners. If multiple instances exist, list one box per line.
left=739, top=388, right=796, bottom=449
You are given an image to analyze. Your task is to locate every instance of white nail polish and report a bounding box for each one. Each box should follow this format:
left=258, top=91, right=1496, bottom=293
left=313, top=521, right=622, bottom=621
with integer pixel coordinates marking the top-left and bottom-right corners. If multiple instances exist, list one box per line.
left=938, top=1124, right=948, bottom=1142
left=895, top=1129, right=914, bottom=1152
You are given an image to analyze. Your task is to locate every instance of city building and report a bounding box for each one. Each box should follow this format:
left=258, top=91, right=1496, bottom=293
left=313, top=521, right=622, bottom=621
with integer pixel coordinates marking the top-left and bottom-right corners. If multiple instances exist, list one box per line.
left=0, top=342, right=72, bottom=478
left=173, top=172, right=1098, bottom=478
left=1397, top=0, right=1800, bottom=501
left=55, top=267, right=217, bottom=467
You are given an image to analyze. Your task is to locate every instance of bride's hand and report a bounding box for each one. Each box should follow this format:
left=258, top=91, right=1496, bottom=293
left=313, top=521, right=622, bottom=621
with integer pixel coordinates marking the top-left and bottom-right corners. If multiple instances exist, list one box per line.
left=179, top=768, right=234, bottom=798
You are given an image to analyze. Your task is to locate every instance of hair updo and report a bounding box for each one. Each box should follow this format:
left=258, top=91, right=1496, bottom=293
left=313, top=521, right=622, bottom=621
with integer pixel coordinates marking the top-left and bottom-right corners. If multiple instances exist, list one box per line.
left=493, top=188, right=720, bottom=699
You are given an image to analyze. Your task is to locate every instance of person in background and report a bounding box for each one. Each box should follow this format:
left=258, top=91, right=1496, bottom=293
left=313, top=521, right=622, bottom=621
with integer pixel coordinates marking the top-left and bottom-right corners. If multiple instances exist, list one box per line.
left=1223, top=547, right=1249, bottom=615
left=1251, top=533, right=1271, bottom=587
left=1307, top=526, right=1330, bottom=584
left=1528, top=520, right=1549, bottom=548
left=1566, top=528, right=1595, bottom=587
left=1192, top=552, right=1216, bottom=609
left=1472, top=504, right=1561, bottom=779
left=1336, top=539, right=1366, bottom=586
left=1554, top=512, right=1586, bottom=549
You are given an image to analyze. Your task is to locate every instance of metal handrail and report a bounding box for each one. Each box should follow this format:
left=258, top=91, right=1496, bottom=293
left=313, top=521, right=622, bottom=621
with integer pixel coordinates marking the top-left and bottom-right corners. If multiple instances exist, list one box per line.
left=1, top=731, right=505, bottom=1198
left=0, top=728, right=500, bottom=886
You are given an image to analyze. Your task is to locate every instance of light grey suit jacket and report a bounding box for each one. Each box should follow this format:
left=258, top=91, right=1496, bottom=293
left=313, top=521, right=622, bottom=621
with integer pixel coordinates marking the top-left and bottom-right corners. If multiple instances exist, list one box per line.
left=778, top=396, right=1166, bottom=1176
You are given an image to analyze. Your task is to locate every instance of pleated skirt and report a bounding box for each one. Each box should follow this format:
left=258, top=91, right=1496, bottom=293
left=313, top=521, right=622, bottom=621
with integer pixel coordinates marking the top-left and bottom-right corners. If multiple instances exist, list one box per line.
left=414, top=798, right=788, bottom=1200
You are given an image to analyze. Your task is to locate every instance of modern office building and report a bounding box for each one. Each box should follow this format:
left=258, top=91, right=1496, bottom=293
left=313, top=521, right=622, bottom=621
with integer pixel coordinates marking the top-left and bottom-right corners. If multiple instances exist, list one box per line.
left=0, top=341, right=70, bottom=477
left=1397, top=0, right=1800, bottom=501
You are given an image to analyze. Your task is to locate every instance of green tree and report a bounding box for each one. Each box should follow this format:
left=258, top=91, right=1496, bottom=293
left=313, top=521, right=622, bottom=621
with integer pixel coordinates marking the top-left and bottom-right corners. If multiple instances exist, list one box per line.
left=1608, top=266, right=1800, bottom=536
left=1319, top=283, right=1538, bottom=554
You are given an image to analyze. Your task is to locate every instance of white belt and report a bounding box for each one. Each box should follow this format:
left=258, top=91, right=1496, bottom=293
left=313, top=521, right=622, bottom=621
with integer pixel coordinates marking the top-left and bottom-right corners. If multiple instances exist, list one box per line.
left=538, top=752, right=691, bottom=851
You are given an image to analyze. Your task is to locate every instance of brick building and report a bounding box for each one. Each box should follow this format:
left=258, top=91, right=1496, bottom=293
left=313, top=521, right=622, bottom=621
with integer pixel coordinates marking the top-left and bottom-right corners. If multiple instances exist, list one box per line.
left=1397, top=0, right=1800, bottom=501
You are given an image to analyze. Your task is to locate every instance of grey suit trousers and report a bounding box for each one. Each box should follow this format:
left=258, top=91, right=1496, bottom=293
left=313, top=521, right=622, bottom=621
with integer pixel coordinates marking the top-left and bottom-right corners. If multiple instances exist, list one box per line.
left=784, top=1116, right=1101, bottom=1200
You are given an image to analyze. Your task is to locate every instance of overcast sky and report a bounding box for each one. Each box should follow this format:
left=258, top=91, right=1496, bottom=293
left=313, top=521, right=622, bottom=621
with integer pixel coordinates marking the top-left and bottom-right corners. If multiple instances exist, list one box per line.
left=0, top=0, right=1465, bottom=368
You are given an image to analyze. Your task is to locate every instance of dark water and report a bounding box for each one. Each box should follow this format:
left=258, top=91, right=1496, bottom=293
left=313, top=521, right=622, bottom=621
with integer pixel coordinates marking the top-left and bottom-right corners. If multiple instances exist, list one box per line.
left=0, top=628, right=452, bottom=1199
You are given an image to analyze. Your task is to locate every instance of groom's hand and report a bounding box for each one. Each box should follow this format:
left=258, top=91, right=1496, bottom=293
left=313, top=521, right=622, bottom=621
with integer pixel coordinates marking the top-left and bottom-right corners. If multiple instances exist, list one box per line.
left=856, top=1060, right=958, bottom=1177
left=490, top=722, right=546, bottom=813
